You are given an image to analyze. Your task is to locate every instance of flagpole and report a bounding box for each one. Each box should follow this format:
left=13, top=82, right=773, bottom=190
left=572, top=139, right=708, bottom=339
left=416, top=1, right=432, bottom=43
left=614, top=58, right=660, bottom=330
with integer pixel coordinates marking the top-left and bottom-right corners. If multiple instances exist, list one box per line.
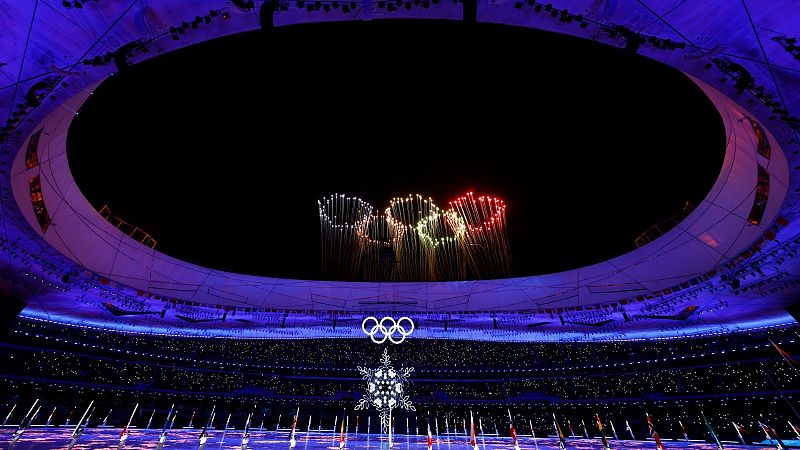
left=156, top=405, right=176, bottom=450
left=72, top=400, right=91, bottom=433
left=18, top=398, right=40, bottom=431
left=625, top=420, right=635, bottom=440
left=68, top=400, right=94, bottom=450
left=146, top=409, right=155, bottom=430
left=64, top=408, right=75, bottom=427
left=30, top=405, right=42, bottom=426
left=595, top=414, right=610, bottom=449
left=156, top=410, right=178, bottom=450
left=3, top=403, right=16, bottom=426
left=118, top=402, right=138, bottom=449
left=700, top=411, right=723, bottom=450
left=732, top=422, right=745, bottom=445
left=760, top=422, right=773, bottom=445
left=552, top=414, right=565, bottom=450
left=223, top=413, right=232, bottom=436
left=609, top=420, right=618, bottom=440
left=758, top=419, right=787, bottom=450
left=469, top=411, right=478, bottom=450
left=646, top=413, right=665, bottom=450
left=101, top=408, right=112, bottom=427
left=241, top=412, right=253, bottom=450
left=10, top=399, right=40, bottom=447
left=290, top=407, right=300, bottom=448
left=339, top=409, right=346, bottom=450
left=789, top=421, right=800, bottom=440
left=508, top=409, right=520, bottom=450
left=45, top=406, right=57, bottom=428
left=427, top=414, right=433, bottom=450
left=198, top=404, right=215, bottom=448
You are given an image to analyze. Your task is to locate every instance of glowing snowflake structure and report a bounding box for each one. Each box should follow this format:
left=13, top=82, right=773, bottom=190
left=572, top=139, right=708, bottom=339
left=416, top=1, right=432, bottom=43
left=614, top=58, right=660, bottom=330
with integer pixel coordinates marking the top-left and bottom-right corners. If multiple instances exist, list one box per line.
left=355, top=349, right=415, bottom=433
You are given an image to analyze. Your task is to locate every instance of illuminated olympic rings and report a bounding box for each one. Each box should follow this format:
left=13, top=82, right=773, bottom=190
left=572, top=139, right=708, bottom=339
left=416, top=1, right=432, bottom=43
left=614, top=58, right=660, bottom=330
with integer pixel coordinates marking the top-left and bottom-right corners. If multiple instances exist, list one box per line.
left=361, top=316, right=415, bottom=344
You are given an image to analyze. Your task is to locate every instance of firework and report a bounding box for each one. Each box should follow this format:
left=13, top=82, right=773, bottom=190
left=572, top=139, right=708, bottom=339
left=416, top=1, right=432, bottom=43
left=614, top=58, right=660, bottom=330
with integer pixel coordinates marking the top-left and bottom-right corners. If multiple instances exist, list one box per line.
left=318, top=191, right=510, bottom=281
left=416, top=207, right=466, bottom=280
left=385, top=194, right=440, bottom=281
left=357, top=214, right=394, bottom=281
left=448, top=192, right=511, bottom=279
left=318, top=194, right=373, bottom=280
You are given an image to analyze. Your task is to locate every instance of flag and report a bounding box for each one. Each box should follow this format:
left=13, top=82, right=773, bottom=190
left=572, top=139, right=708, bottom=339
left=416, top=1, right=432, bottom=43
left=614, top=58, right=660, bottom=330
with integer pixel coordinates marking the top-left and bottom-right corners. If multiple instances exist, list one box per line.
left=339, top=413, right=346, bottom=446
left=625, top=420, right=635, bottom=440
left=470, top=411, right=478, bottom=449
left=789, top=421, right=800, bottom=440
left=595, top=414, right=610, bottom=449
left=290, top=407, right=299, bottom=448
left=552, top=414, right=566, bottom=449
left=290, top=407, right=299, bottom=440
left=700, top=411, right=723, bottom=450
left=732, top=422, right=745, bottom=445
left=427, top=418, right=433, bottom=450
left=679, top=420, right=688, bottom=441
left=508, top=410, right=519, bottom=449
left=758, top=420, right=786, bottom=449
left=119, top=403, right=139, bottom=442
left=646, top=413, right=665, bottom=450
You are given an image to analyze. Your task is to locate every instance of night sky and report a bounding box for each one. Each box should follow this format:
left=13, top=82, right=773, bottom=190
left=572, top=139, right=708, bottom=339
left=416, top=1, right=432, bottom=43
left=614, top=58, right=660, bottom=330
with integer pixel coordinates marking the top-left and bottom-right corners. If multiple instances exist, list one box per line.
left=67, top=20, right=725, bottom=280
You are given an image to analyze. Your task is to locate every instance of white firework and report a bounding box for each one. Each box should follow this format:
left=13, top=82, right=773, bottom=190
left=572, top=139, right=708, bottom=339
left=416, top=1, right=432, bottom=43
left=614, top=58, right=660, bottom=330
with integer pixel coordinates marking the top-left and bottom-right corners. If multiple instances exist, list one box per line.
left=355, top=349, right=414, bottom=433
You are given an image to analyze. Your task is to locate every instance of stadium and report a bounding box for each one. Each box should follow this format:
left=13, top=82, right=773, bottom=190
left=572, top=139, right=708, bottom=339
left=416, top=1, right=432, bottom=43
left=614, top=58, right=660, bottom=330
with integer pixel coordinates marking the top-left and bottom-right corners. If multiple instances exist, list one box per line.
left=1, top=0, right=799, bottom=448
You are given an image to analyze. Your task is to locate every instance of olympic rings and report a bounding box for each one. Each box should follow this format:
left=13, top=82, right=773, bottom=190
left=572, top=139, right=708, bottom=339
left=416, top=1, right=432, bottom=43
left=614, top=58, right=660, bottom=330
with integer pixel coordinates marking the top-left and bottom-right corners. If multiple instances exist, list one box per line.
left=361, top=316, right=415, bottom=344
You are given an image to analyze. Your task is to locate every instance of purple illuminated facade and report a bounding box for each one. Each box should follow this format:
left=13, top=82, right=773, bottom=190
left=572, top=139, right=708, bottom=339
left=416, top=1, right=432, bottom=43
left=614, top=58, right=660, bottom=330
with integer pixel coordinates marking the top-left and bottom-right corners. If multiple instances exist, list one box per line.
left=1, top=0, right=799, bottom=340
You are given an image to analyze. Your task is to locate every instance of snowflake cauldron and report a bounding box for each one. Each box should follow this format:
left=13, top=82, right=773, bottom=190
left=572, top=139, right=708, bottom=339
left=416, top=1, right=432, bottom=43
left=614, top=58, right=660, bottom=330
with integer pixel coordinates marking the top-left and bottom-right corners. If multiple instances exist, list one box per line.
left=355, top=349, right=414, bottom=433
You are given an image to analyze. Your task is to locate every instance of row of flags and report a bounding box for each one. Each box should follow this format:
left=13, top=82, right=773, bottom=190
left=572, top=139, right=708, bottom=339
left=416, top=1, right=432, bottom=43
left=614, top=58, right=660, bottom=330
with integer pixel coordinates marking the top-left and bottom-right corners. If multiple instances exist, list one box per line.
left=468, top=410, right=798, bottom=450
left=6, top=401, right=800, bottom=450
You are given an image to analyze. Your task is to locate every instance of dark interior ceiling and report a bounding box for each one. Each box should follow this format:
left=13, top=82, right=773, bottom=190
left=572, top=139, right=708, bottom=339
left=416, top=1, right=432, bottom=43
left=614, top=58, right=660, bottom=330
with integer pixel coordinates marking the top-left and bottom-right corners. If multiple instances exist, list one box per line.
left=66, top=19, right=725, bottom=280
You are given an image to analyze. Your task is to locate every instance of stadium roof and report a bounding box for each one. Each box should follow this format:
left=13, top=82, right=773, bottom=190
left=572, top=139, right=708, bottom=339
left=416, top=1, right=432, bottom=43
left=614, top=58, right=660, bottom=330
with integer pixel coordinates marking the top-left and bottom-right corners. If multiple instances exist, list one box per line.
left=1, top=0, right=799, bottom=340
